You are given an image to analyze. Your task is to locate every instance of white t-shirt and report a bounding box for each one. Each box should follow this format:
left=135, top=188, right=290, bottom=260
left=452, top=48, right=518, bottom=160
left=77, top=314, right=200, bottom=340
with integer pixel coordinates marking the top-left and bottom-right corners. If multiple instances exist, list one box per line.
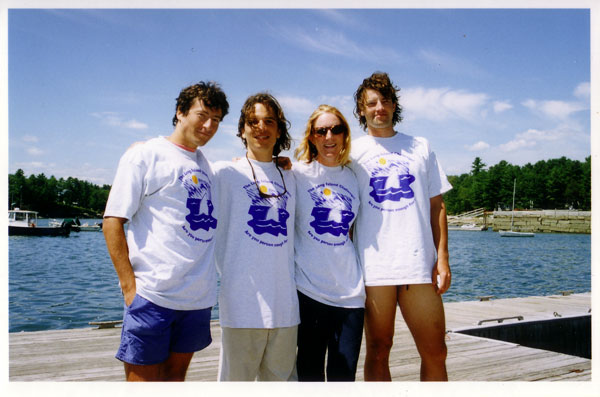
left=104, top=136, right=218, bottom=310
left=293, top=161, right=365, bottom=308
left=213, top=159, right=299, bottom=329
left=349, top=132, right=452, bottom=286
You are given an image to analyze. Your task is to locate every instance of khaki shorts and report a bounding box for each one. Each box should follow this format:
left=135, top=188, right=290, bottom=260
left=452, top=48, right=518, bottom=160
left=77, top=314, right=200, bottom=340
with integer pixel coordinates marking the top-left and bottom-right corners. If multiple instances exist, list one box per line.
left=218, top=326, right=298, bottom=381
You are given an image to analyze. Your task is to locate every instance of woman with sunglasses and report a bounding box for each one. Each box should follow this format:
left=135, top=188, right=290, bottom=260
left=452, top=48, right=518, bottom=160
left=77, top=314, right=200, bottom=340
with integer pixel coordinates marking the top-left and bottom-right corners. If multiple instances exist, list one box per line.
left=293, top=105, right=365, bottom=381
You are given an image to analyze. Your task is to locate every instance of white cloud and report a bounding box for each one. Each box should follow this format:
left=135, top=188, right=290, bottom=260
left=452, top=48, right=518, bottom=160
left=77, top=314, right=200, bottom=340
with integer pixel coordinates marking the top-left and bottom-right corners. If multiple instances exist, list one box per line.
left=316, top=9, right=361, bottom=27
left=498, top=138, right=536, bottom=152
left=271, top=24, right=403, bottom=63
left=217, top=123, right=240, bottom=138
left=418, top=49, right=488, bottom=78
left=26, top=147, right=44, bottom=156
left=465, top=141, right=490, bottom=151
left=22, top=135, right=39, bottom=143
left=318, top=95, right=354, bottom=110
left=123, top=119, right=149, bottom=130
left=14, top=161, right=45, bottom=169
left=522, top=98, right=586, bottom=120
left=278, top=96, right=316, bottom=115
left=499, top=126, right=570, bottom=152
left=574, top=82, right=590, bottom=99
left=402, top=87, right=488, bottom=121
left=11, top=160, right=114, bottom=186
left=516, top=128, right=565, bottom=142
left=91, top=112, right=149, bottom=130
left=493, top=101, right=513, bottom=113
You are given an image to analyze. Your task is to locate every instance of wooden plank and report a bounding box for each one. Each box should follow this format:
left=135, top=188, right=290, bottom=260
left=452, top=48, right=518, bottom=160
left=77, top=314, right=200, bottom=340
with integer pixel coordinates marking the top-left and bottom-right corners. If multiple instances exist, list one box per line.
left=8, top=293, right=591, bottom=382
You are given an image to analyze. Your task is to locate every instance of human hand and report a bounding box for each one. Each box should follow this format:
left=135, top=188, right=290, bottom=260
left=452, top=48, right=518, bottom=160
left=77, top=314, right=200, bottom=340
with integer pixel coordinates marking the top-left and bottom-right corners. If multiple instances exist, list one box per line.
left=123, top=286, right=137, bottom=307
left=433, top=260, right=451, bottom=295
left=276, top=156, right=292, bottom=170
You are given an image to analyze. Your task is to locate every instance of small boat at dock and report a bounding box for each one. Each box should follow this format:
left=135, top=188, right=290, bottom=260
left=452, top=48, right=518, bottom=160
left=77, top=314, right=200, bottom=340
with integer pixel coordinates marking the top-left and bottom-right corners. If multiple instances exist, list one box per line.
left=9, top=209, right=70, bottom=237
left=77, top=222, right=102, bottom=232
left=499, top=230, right=535, bottom=237
left=448, top=223, right=487, bottom=231
left=500, top=179, right=535, bottom=237
left=57, top=218, right=102, bottom=232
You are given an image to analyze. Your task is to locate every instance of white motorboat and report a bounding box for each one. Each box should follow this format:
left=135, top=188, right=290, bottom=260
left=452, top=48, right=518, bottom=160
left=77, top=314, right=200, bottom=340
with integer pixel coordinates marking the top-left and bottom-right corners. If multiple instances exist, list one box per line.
left=9, top=209, right=70, bottom=237
left=78, top=222, right=102, bottom=232
left=449, top=223, right=487, bottom=231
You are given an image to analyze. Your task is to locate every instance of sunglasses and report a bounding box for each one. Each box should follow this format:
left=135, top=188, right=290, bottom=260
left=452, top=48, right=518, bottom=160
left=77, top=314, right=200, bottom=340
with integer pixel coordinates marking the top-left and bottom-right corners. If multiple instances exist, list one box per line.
left=313, top=124, right=346, bottom=137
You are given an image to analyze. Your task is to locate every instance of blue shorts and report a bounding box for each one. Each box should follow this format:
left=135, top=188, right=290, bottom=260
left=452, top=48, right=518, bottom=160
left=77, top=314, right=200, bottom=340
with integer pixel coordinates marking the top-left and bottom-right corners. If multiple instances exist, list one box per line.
left=116, top=294, right=212, bottom=365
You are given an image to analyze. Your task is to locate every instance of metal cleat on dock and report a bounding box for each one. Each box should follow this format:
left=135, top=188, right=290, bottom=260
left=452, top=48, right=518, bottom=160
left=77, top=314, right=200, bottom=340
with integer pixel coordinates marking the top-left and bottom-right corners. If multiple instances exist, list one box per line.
left=478, top=315, right=523, bottom=325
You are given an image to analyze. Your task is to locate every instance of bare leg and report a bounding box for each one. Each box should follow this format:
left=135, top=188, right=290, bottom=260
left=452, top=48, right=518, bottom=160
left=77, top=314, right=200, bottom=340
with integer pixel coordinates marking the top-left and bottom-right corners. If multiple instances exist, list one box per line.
left=124, top=362, right=161, bottom=381
left=363, top=285, right=398, bottom=381
left=124, top=352, right=194, bottom=381
left=160, top=352, right=194, bottom=381
left=398, top=284, right=448, bottom=381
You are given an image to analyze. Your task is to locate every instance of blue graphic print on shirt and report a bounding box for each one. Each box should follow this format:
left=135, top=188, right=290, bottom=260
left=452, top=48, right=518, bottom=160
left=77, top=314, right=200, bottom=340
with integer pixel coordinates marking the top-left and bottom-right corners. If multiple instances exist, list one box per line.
left=182, top=172, right=217, bottom=232
left=308, top=186, right=355, bottom=237
left=244, top=182, right=290, bottom=237
left=368, top=156, right=415, bottom=204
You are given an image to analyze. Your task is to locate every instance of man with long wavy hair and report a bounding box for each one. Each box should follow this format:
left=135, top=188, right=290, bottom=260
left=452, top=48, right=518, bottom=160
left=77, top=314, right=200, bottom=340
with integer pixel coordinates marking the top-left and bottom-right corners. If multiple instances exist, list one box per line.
left=351, top=72, right=452, bottom=381
left=213, top=93, right=299, bottom=381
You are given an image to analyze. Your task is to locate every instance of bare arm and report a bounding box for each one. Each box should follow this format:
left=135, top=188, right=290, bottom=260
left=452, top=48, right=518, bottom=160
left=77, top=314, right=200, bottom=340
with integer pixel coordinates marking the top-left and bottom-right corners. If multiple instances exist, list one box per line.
left=430, top=194, right=451, bottom=295
left=103, top=216, right=136, bottom=305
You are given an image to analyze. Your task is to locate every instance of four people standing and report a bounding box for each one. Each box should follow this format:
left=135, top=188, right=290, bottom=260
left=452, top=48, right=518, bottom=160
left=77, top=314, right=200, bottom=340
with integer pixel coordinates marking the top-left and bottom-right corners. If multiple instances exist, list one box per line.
left=104, top=73, right=451, bottom=382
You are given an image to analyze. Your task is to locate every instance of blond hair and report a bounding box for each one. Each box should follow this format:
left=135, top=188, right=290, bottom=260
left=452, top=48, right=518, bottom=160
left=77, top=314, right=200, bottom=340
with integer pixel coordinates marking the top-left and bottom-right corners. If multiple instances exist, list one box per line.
left=294, top=104, right=352, bottom=166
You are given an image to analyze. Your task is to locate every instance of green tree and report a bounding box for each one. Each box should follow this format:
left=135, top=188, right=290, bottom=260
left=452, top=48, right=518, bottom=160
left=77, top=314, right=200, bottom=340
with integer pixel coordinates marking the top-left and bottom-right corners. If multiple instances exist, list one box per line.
left=8, top=169, right=27, bottom=209
left=442, top=156, right=591, bottom=214
left=8, top=170, right=110, bottom=217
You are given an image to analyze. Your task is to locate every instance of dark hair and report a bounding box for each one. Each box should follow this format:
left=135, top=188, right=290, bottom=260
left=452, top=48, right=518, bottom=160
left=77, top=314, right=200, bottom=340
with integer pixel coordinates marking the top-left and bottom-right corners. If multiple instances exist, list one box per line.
left=237, top=92, right=292, bottom=157
left=172, top=81, right=229, bottom=127
left=353, top=72, right=403, bottom=131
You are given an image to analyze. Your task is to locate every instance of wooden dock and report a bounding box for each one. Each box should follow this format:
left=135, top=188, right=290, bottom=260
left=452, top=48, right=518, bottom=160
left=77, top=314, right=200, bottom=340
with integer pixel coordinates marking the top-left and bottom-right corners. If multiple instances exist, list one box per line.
left=9, top=293, right=592, bottom=383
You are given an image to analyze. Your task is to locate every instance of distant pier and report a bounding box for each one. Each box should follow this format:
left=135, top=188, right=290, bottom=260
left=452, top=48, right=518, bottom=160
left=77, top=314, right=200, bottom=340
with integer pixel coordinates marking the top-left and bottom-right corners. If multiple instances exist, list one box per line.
left=448, top=209, right=591, bottom=234
left=9, top=293, right=591, bottom=382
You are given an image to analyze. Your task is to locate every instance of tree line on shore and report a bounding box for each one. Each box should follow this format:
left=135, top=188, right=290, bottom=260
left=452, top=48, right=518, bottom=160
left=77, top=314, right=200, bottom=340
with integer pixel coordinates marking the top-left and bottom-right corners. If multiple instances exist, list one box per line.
left=443, top=156, right=591, bottom=215
left=7, top=155, right=591, bottom=218
left=8, top=169, right=110, bottom=218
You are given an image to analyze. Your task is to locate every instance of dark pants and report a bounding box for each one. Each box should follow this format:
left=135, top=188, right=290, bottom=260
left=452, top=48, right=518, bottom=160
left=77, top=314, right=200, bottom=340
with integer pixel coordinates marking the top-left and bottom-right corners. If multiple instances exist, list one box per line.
left=296, top=291, right=365, bottom=381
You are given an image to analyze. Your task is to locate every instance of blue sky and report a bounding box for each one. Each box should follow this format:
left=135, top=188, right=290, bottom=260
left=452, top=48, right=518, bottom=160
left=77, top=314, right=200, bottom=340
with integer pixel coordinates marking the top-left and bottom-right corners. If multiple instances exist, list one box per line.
left=4, top=4, right=594, bottom=186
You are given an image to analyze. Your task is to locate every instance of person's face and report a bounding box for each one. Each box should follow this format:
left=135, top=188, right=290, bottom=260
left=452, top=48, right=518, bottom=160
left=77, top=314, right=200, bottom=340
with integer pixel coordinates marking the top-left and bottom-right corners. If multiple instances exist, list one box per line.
left=309, top=112, right=346, bottom=167
left=360, top=88, right=395, bottom=131
left=242, top=103, right=280, bottom=160
left=176, top=99, right=222, bottom=148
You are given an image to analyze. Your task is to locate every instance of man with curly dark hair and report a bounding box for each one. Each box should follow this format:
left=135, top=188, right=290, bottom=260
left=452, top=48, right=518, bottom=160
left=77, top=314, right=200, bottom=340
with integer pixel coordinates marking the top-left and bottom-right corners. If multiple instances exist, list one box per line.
left=351, top=72, right=452, bottom=381
left=213, top=93, right=299, bottom=381
left=104, top=81, right=228, bottom=381
left=353, top=72, right=403, bottom=130
left=172, top=81, right=229, bottom=129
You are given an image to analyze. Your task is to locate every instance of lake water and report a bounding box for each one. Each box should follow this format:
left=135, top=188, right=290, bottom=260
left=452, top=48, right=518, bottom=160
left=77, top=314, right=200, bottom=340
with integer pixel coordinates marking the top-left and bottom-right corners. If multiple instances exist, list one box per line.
left=8, top=221, right=591, bottom=333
